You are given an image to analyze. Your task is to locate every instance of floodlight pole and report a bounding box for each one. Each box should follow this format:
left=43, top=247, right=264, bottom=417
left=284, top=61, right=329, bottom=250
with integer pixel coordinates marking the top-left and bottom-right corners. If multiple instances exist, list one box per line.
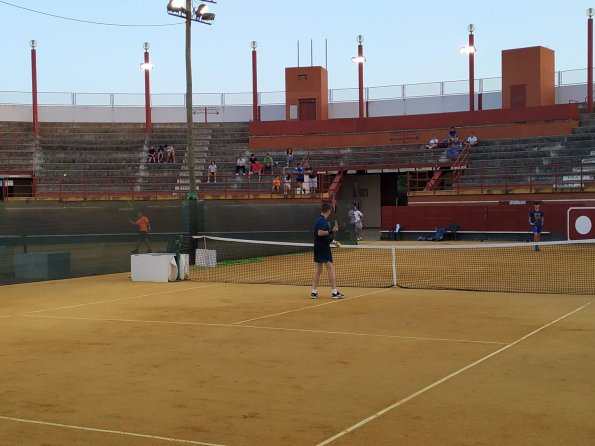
left=185, top=0, right=196, bottom=197
left=251, top=41, right=259, bottom=122
left=143, top=46, right=152, bottom=135
left=468, top=28, right=475, bottom=112
left=588, top=10, right=594, bottom=114
left=357, top=40, right=365, bottom=119
left=30, top=41, right=39, bottom=138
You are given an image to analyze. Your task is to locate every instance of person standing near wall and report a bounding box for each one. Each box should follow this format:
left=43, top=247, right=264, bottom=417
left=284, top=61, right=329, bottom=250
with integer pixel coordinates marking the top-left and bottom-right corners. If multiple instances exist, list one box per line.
left=529, top=202, right=544, bottom=252
left=131, top=211, right=151, bottom=254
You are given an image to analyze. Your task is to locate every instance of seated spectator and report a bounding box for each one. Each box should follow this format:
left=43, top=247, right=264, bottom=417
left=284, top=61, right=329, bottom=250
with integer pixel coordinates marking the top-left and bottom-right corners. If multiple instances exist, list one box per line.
left=157, top=145, right=165, bottom=163
left=166, top=144, right=176, bottom=163
left=249, top=160, right=263, bottom=182
left=464, top=132, right=478, bottom=149
left=148, top=145, right=157, bottom=163
left=283, top=173, right=292, bottom=197
left=207, top=160, right=217, bottom=183
left=236, top=154, right=246, bottom=175
left=272, top=175, right=281, bottom=193
left=285, top=148, right=294, bottom=167
left=425, top=134, right=439, bottom=150
left=263, top=153, right=274, bottom=174
left=447, top=127, right=458, bottom=147
left=249, top=154, right=257, bottom=166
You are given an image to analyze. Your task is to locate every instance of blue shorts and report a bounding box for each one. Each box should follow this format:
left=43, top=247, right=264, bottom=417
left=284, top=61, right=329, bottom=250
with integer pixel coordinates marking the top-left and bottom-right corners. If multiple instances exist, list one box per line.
left=314, top=248, right=332, bottom=264
left=532, top=224, right=543, bottom=234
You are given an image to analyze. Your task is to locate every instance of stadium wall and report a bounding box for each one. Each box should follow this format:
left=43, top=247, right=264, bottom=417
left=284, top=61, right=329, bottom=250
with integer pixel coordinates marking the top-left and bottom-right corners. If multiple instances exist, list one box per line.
left=248, top=103, right=578, bottom=150
left=381, top=201, right=594, bottom=240
left=0, top=199, right=323, bottom=284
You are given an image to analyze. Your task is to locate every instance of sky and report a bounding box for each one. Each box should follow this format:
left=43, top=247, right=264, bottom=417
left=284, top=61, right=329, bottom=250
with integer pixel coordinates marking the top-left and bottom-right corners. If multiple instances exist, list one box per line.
left=0, top=0, right=593, bottom=98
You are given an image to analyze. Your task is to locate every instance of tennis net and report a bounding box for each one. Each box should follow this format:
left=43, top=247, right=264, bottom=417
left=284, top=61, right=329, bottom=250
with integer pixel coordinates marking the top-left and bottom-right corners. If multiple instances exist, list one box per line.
left=189, top=236, right=595, bottom=294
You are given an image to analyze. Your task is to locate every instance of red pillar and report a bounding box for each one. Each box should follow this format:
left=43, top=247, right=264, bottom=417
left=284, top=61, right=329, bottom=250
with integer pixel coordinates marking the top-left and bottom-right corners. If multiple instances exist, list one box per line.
left=469, top=32, right=475, bottom=112
left=144, top=50, right=152, bottom=135
left=358, top=43, right=364, bottom=119
left=252, top=44, right=258, bottom=122
left=588, top=16, right=593, bottom=114
left=31, top=45, right=39, bottom=137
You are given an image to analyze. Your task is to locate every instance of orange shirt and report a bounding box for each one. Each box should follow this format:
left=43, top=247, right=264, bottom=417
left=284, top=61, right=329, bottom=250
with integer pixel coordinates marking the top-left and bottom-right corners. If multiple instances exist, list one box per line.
left=135, top=216, right=150, bottom=232
left=272, top=178, right=281, bottom=187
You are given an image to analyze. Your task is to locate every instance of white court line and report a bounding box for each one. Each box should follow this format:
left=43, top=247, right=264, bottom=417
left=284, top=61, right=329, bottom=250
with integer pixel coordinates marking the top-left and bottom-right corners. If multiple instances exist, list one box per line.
left=231, top=289, right=391, bottom=325
left=314, top=301, right=592, bottom=446
left=22, top=314, right=505, bottom=346
left=0, top=415, right=225, bottom=446
left=0, top=285, right=214, bottom=319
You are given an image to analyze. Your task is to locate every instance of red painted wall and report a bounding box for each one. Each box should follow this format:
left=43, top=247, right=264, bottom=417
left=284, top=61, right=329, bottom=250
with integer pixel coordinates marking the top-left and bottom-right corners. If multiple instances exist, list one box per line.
left=249, top=104, right=578, bottom=150
left=381, top=202, right=588, bottom=236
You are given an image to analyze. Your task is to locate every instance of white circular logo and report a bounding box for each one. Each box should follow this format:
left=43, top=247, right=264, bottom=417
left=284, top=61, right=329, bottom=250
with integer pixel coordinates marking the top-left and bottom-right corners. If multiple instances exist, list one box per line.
left=575, top=215, right=593, bottom=235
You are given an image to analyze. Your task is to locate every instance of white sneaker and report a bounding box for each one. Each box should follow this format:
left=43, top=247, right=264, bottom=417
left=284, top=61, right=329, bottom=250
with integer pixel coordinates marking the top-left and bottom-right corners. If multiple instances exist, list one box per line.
left=310, top=292, right=318, bottom=299
left=331, top=291, right=344, bottom=299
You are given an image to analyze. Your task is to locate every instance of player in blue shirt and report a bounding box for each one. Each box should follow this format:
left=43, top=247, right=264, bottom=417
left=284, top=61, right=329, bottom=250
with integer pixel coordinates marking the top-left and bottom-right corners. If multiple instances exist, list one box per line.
left=529, top=202, right=544, bottom=251
left=311, top=202, right=344, bottom=300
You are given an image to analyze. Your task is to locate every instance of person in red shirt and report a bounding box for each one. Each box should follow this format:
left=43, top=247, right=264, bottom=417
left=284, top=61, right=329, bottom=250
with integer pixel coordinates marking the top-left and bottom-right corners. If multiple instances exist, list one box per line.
left=249, top=160, right=263, bottom=182
left=130, top=211, right=152, bottom=254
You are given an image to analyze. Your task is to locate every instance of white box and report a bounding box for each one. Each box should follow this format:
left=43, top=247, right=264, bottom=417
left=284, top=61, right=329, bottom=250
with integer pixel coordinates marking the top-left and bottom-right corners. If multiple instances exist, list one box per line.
left=131, top=253, right=188, bottom=282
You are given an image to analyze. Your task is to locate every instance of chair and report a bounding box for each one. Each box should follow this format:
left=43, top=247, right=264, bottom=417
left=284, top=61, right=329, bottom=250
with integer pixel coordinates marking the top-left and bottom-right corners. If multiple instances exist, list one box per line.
left=448, top=224, right=459, bottom=241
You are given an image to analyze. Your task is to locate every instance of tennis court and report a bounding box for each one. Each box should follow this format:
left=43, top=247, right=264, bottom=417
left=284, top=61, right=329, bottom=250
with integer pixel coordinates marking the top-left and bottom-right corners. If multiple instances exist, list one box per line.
left=1, top=271, right=594, bottom=445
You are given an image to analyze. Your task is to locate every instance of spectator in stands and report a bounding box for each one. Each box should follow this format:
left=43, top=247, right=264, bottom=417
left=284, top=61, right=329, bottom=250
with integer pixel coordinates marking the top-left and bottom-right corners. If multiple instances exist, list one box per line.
left=272, top=175, right=281, bottom=193
left=236, top=154, right=247, bottom=175
left=304, top=163, right=315, bottom=194
left=425, top=134, right=439, bottom=150
left=148, top=145, right=157, bottom=163
left=166, top=144, right=176, bottom=163
left=309, top=171, right=318, bottom=195
left=249, top=153, right=257, bottom=166
left=130, top=211, right=151, bottom=254
left=294, top=163, right=305, bottom=194
left=157, top=145, right=165, bottom=163
left=464, top=132, right=478, bottom=149
left=447, top=127, right=458, bottom=147
left=283, top=173, right=292, bottom=197
left=286, top=148, right=294, bottom=166
left=263, top=153, right=274, bottom=174
left=249, top=159, right=263, bottom=182
left=207, top=160, right=217, bottom=183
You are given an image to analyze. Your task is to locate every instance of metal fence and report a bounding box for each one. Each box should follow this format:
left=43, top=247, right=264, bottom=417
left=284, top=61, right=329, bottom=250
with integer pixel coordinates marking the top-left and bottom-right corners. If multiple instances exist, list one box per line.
left=1, top=68, right=591, bottom=107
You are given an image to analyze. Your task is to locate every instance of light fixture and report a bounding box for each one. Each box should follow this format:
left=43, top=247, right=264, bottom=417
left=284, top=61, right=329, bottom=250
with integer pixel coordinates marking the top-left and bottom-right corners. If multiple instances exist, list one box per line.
left=143, top=42, right=150, bottom=51
left=588, top=7, right=595, bottom=18
left=251, top=41, right=258, bottom=50
left=167, top=0, right=185, bottom=12
left=357, top=34, right=364, bottom=44
left=459, top=45, right=477, bottom=54
left=29, top=40, right=37, bottom=49
left=467, top=23, right=475, bottom=34
left=195, top=3, right=215, bottom=21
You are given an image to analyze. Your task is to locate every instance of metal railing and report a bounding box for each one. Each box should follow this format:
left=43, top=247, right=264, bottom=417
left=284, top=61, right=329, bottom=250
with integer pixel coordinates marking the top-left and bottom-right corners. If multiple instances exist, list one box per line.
left=4, top=172, right=332, bottom=201
left=408, top=161, right=595, bottom=195
left=1, top=68, right=592, bottom=107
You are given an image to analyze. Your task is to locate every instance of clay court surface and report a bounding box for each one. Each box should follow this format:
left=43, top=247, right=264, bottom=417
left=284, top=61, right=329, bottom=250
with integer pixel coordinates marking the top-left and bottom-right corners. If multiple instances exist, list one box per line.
left=1, top=274, right=594, bottom=445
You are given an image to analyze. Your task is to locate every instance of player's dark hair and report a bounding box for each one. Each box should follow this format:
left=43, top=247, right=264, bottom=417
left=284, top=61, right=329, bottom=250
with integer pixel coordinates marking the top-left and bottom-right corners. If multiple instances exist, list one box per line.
left=321, top=202, right=332, bottom=213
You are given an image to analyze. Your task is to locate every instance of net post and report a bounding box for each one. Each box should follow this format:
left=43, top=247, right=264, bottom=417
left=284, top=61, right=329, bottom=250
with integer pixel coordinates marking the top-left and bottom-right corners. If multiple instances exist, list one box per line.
left=391, top=247, right=397, bottom=286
